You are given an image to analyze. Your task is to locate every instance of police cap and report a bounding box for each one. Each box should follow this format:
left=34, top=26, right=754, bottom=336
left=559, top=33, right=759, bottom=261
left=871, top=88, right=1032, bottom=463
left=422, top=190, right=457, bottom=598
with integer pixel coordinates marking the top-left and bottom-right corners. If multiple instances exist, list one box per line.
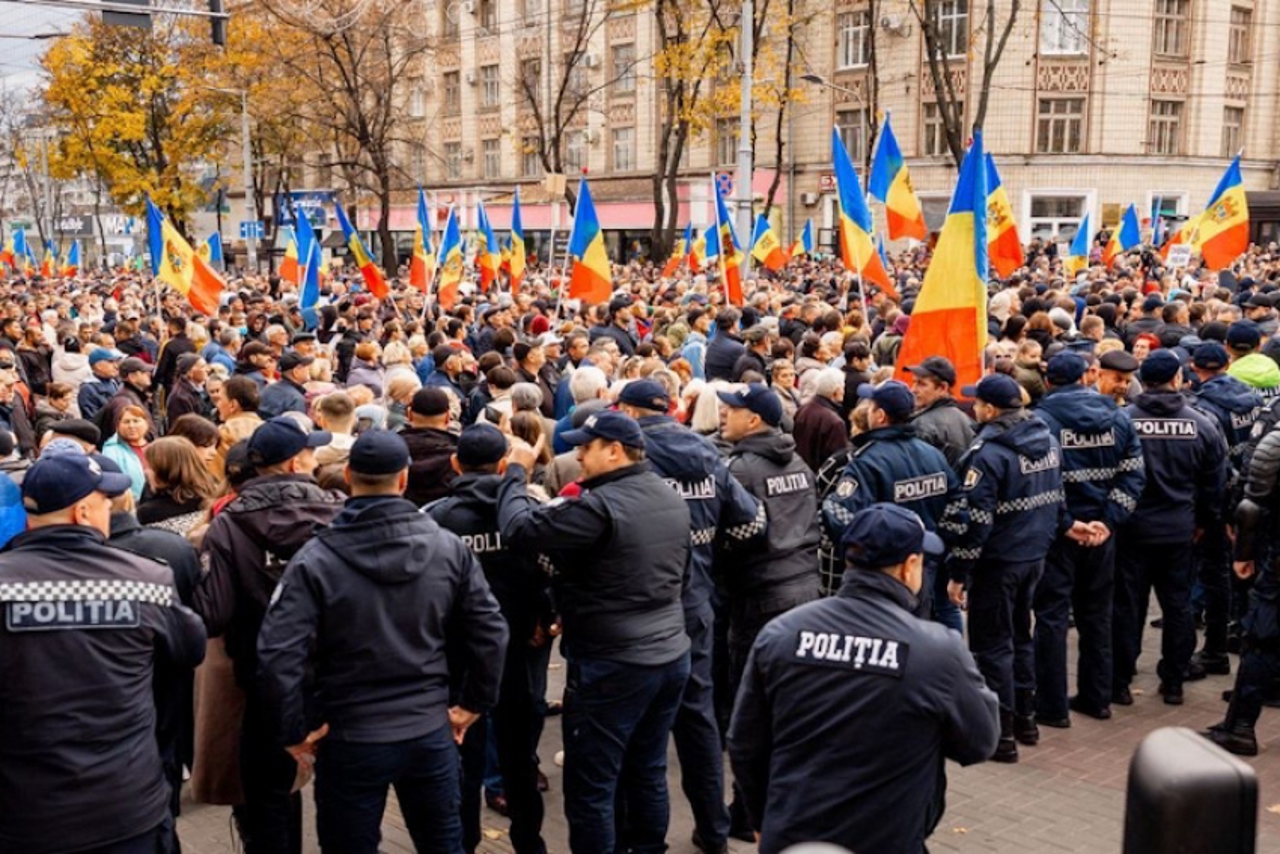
left=248, top=416, right=331, bottom=467
left=857, top=381, right=915, bottom=421
left=1045, top=352, right=1088, bottom=386
left=562, top=409, right=646, bottom=450
left=1138, top=349, right=1182, bottom=385
left=961, top=374, right=1024, bottom=409
left=617, top=378, right=670, bottom=412
left=457, top=423, right=509, bottom=467
left=1193, top=342, right=1231, bottom=371
left=348, top=430, right=411, bottom=476
left=841, top=503, right=943, bottom=570
left=716, top=383, right=784, bottom=427
left=22, top=453, right=133, bottom=514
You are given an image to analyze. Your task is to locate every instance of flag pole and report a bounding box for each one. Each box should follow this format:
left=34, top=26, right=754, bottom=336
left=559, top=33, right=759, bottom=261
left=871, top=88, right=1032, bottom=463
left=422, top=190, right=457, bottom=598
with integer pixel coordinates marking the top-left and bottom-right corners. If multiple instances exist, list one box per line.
left=712, top=172, right=729, bottom=305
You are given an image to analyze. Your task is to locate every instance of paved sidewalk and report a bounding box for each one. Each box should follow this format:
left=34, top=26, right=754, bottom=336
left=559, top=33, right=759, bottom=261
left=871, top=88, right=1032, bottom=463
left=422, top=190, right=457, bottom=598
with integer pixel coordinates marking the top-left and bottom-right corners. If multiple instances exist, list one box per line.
left=178, top=622, right=1280, bottom=854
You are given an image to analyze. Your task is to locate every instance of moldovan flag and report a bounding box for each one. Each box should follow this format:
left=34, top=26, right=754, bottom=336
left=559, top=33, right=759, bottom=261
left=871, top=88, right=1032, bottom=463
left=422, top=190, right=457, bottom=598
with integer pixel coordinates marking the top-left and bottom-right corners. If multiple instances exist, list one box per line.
left=1198, top=155, right=1249, bottom=270
left=710, top=176, right=745, bottom=306
left=40, top=242, right=55, bottom=278
left=689, top=231, right=706, bottom=273
left=155, top=216, right=225, bottom=317
left=475, top=200, right=501, bottom=292
left=985, top=154, right=1024, bottom=278
left=750, top=214, right=788, bottom=271
left=334, top=203, right=388, bottom=299
left=832, top=128, right=895, bottom=298
left=868, top=114, right=927, bottom=241
left=790, top=219, right=814, bottom=260
left=0, top=233, right=13, bottom=269
left=508, top=187, right=527, bottom=291
left=663, top=223, right=692, bottom=277
left=278, top=230, right=301, bottom=284
left=410, top=187, right=436, bottom=294
left=894, top=131, right=989, bottom=391
left=146, top=199, right=164, bottom=276
left=566, top=177, right=612, bottom=304
left=435, top=207, right=464, bottom=311
left=1159, top=215, right=1201, bottom=262
left=1064, top=213, right=1092, bottom=277
left=300, top=239, right=322, bottom=329
left=62, top=240, right=80, bottom=277
left=1103, top=205, right=1141, bottom=268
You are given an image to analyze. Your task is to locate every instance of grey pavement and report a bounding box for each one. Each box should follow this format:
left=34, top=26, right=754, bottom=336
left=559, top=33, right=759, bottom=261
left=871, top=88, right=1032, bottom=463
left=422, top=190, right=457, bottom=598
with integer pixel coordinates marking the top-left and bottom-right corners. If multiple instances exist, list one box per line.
left=177, top=618, right=1280, bottom=854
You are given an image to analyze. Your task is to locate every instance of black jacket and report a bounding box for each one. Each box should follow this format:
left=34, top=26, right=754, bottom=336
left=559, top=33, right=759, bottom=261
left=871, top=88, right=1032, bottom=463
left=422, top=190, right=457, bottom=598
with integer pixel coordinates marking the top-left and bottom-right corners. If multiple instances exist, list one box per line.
left=258, top=376, right=309, bottom=419
left=731, top=348, right=769, bottom=383
left=728, top=571, right=999, bottom=854
left=498, top=461, right=691, bottom=665
left=1194, top=373, right=1263, bottom=475
left=724, top=429, right=821, bottom=596
left=0, top=525, right=206, bottom=853
left=589, top=322, right=637, bottom=357
left=166, top=377, right=212, bottom=426
left=258, top=496, right=507, bottom=746
left=706, top=332, right=746, bottom=382
left=402, top=426, right=459, bottom=506
left=910, top=398, right=975, bottom=469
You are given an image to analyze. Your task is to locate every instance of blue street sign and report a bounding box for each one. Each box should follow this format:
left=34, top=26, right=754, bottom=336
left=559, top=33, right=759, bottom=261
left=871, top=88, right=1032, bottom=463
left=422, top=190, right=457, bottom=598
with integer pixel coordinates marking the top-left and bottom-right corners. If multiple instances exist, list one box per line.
left=239, top=220, right=264, bottom=239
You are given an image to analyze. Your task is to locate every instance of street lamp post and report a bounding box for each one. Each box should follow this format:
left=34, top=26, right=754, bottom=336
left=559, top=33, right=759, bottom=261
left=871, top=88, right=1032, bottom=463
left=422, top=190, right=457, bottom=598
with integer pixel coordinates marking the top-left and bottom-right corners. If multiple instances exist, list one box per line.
left=203, top=86, right=257, bottom=272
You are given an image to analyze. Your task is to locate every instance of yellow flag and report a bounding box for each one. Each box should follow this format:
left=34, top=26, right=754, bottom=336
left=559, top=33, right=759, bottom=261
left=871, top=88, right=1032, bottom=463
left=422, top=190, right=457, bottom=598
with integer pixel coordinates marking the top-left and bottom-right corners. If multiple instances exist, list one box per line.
left=158, top=219, right=195, bottom=296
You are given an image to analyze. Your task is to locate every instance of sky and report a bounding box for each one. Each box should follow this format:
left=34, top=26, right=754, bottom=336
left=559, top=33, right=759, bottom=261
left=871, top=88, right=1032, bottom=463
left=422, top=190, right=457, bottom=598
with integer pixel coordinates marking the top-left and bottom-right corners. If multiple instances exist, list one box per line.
left=0, top=4, right=82, bottom=93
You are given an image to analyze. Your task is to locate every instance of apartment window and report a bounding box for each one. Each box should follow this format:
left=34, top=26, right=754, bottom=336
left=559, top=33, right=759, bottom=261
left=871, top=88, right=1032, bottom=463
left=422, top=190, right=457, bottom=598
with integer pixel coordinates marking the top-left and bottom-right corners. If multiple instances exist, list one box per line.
left=612, top=127, right=635, bottom=171
left=922, top=101, right=962, bottom=156
left=1036, top=97, right=1085, bottom=153
left=480, top=64, right=500, bottom=109
left=483, top=138, right=502, bottom=179
left=836, top=107, right=871, bottom=165
left=409, top=85, right=426, bottom=118
left=716, top=118, right=739, bottom=167
left=522, top=136, right=542, bottom=177
left=1040, top=0, right=1089, bottom=55
left=478, top=0, right=497, bottom=31
left=933, top=0, right=968, bottom=59
left=520, top=58, right=541, bottom=96
left=613, top=44, right=636, bottom=93
left=836, top=10, right=871, bottom=69
left=1149, top=99, right=1183, bottom=155
left=564, top=0, right=586, bottom=19
left=442, top=4, right=459, bottom=37
left=443, top=71, right=461, bottom=115
left=444, top=142, right=463, bottom=180
left=1229, top=7, right=1252, bottom=65
left=565, top=130, right=586, bottom=173
left=1153, top=0, right=1190, bottom=58
left=1222, top=106, right=1244, bottom=157
left=567, top=53, right=589, bottom=95
left=1028, top=195, right=1087, bottom=242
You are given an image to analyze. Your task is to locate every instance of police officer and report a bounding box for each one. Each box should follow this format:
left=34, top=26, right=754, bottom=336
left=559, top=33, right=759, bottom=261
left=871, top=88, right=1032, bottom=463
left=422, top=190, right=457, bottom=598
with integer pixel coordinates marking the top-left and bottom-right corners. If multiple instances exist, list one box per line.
left=822, top=380, right=966, bottom=632
left=946, top=373, right=1082, bottom=762
left=0, top=453, right=207, bottom=852
left=1190, top=341, right=1263, bottom=675
left=1114, top=350, right=1227, bottom=707
left=498, top=410, right=692, bottom=854
left=616, top=378, right=763, bottom=854
left=258, top=430, right=508, bottom=853
left=426, top=424, right=550, bottom=854
left=728, top=503, right=999, bottom=854
left=1033, top=352, right=1145, bottom=725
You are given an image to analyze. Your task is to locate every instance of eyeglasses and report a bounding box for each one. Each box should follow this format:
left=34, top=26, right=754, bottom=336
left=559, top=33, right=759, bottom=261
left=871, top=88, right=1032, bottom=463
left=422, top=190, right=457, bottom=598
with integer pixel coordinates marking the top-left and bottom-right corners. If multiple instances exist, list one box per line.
left=0, top=363, right=16, bottom=370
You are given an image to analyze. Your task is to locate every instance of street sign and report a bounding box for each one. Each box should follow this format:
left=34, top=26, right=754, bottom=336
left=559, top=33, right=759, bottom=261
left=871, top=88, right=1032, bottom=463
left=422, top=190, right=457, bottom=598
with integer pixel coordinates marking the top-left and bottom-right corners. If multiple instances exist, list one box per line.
left=715, top=172, right=734, bottom=198
left=1167, top=244, right=1193, bottom=269
left=239, top=221, right=264, bottom=239
left=819, top=174, right=837, bottom=193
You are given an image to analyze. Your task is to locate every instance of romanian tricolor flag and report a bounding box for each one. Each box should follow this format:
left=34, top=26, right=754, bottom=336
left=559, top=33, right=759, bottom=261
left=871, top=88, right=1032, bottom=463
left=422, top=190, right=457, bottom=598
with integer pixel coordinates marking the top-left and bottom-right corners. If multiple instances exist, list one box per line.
left=334, top=203, right=388, bottom=299
left=832, top=128, right=895, bottom=298
left=436, top=207, right=464, bottom=311
left=278, top=225, right=301, bottom=284
left=475, top=200, right=501, bottom=292
left=750, top=214, right=788, bottom=272
left=868, top=113, right=926, bottom=242
left=708, top=176, right=745, bottom=306
left=148, top=197, right=225, bottom=317
left=410, top=188, right=436, bottom=294
left=0, top=233, right=14, bottom=270
left=985, top=154, right=1024, bottom=278
left=1064, top=213, right=1092, bottom=277
left=508, top=187, right=527, bottom=291
left=662, top=223, right=692, bottom=277
left=790, top=219, right=814, bottom=260
left=894, top=131, right=989, bottom=392
left=566, top=176, right=612, bottom=305
left=61, top=240, right=80, bottom=277
left=1198, top=155, right=1249, bottom=271
left=40, top=242, right=56, bottom=278
left=1102, top=205, right=1141, bottom=268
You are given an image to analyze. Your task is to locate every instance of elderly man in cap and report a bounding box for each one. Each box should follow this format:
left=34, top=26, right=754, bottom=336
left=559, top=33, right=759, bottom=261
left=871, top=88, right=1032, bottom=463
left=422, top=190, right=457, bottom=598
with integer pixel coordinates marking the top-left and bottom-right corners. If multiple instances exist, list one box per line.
left=946, top=373, right=1086, bottom=763
left=423, top=344, right=467, bottom=398
left=194, top=416, right=345, bottom=853
left=1114, top=350, right=1227, bottom=708
left=166, top=353, right=212, bottom=425
left=0, top=453, right=206, bottom=853
left=259, top=430, right=507, bottom=854
left=731, top=325, right=772, bottom=383
left=499, top=409, right=691, bottom=854
left=729, top=503, right=999, bottom=854
left=906, top=355, right=975, bottom=467
left=1096, top=348, right=1140, bottom=405
left=259, top=350, right=314, bottom=419
left=77, top=346, right=123, bottom=424
left=1032, top=352, right=1145, bottom=727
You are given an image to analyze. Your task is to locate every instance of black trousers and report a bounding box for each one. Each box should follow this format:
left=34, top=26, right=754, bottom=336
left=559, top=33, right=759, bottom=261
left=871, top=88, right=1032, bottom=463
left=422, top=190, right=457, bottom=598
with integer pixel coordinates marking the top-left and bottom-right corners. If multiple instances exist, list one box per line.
left=968, top=560, right=1041, bottom=713
left=1195, top=525, right=1232, bottom=655
left=1113, top=539, right=1195, bottom=692
left=1035, top=535, right=1115, bottom=717
left=232, top=689, right=302, bottom=854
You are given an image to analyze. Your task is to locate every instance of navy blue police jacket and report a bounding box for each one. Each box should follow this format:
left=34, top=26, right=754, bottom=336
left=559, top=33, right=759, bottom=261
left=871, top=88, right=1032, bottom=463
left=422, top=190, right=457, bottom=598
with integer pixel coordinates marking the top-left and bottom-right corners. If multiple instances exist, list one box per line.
left=948, top=411, right=1070, bottom=583
left=1194, top=373, right=1263, bottom=476
left=638, top=414, right=765, bottom=611
left=728, top=571, right=999, bottom=854
left=1125, top=389, right=1228, bottom=543
left=257, top=496, right=508, bottom=746
left=1035, top=384, right=1146, bottom=529
left=0, top=525, right=207, bottom=854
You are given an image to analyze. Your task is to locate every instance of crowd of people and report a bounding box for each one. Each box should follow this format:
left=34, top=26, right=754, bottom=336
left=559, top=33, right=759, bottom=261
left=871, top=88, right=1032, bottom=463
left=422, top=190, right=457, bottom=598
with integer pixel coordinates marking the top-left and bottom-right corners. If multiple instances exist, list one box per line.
left=0, top=237, right=1278, bottom=854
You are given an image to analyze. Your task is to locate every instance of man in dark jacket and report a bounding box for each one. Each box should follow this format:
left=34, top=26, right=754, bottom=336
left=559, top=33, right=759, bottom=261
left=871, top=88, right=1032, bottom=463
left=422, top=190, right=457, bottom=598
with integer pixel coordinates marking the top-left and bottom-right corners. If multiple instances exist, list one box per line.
left=792, top=367, right=849, bottom=473
left=78, top=347, right=123, bottom=424
left=946, top=373, right=1085, bottom=763
left=514, top=339, right=557, bottom=418
left=195, top=416, right=345, bottom=854
left=705, top=308, right=745, bottom=382
left=730, top=325, right=771, bottom=382
left=588, top=295, right=638, bottom=357
left=166, top=353, right=213, bottom=425
left=427, top=425, right=550, bottom=854
left=729, top=504, right=999, bottom=854
left=0, top=453, right=206, bottom=853
left=498, top=410, right=691, bottom=854
left=907, top=356, right=975, bottom=468
left=618, top=380, right=764, bottom=854
left=1032, top=353, right=1146, bottom=726
left=1115, top=350, right=1227, bottom=708
left=154, top=317, right=196, bottom=396
left=259, top=430, right=507, bottom=853
left=258, top=350, right=313, bottom=420
left=402, top=387, right=459, bottom=505
left=423, top=344, right=467, bottom=398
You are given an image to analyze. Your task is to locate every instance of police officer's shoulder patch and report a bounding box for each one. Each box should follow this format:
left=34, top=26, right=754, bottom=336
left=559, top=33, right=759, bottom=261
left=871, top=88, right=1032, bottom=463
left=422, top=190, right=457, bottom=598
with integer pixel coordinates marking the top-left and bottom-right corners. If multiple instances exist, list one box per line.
left=963, top=468, right=983, bottom=490
left=793, top=629, right=909, bottom=678
left=836, top=478, right=858, bottom=498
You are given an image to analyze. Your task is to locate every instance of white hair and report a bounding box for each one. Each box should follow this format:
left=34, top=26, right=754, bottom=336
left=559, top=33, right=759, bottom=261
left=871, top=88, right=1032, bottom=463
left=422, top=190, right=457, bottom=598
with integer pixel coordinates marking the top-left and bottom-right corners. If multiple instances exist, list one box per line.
left=569, top=365, right=608, bottom=404
left=812, top=367, right=845, bottom=400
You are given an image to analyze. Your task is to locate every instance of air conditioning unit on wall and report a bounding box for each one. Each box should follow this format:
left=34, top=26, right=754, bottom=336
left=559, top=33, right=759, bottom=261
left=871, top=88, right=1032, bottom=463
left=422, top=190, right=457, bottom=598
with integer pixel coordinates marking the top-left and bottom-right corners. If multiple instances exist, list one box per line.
left=801, top=192, right=819, bottom=206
